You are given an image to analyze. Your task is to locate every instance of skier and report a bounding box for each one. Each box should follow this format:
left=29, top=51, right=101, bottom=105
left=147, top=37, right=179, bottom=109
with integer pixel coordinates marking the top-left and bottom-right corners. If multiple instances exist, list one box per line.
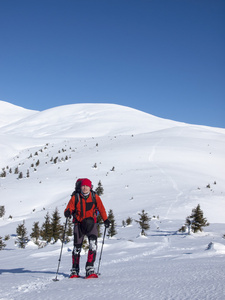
left=64, top=178, right=110, bottom=278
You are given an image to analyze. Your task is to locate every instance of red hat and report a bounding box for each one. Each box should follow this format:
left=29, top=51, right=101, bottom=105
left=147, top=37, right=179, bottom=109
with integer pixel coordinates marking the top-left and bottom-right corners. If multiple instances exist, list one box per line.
left=81, top=178, right=92, bottom=188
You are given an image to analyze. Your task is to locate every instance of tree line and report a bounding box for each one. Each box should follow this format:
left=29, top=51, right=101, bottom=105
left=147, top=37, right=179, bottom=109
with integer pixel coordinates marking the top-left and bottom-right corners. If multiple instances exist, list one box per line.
left=0, top=203, right=216, bottom=251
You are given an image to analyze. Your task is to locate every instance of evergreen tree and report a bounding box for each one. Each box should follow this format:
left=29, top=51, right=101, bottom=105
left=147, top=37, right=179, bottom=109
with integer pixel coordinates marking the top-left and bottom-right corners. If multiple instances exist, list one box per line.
left=0, top=205, right=5, bottom=218
left=0, top=236, right=6, bottom=250
left=30, top=221, right=40, bottom=245
left=51, top=208, right=62, bottom=243
left=178, top=225, right=188, bottom=233
left=82, top=236, right=89, bottom=253
left=97, top=214, right=103, bottom=238
left=4, top=234, right=10, bottom=241
left=135, top=210, right=151, bottom=236
left=16, top=221, right=28, bottom=248
left=40, top=212, right=52, bottom=243
left=185, top=204, right=209, bottom=234
left=18, top=172, right=23, bottom=179
left=95, top=180, right=104, bottom=196
left=64, top=217, right=73, bottom=243
left=107, top=209, right=117, bottom=238
left=126, top=216, right=133, bottom=226
left=0, top=169, right=6, bottom=177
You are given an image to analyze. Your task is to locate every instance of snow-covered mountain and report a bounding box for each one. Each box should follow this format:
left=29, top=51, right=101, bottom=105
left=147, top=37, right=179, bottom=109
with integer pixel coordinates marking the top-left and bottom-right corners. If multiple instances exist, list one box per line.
left=0, top=100, right=225, bottom=299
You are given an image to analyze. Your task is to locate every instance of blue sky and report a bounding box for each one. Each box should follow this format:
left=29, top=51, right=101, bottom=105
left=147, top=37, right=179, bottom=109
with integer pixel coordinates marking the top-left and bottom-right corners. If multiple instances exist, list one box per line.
left=0, top=0, right=224, bottom=128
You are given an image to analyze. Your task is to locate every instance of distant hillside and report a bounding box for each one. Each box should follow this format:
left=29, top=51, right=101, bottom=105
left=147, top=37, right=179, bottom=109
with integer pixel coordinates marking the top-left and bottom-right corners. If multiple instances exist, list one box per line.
left=0, top=100, right=38, bottom=128
left=0, top=101, right=186, bottom=138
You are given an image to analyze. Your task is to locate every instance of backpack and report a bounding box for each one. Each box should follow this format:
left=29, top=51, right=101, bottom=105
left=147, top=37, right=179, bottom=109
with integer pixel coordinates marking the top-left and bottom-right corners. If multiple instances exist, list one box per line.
left=71, top=178, right=97, bottom=221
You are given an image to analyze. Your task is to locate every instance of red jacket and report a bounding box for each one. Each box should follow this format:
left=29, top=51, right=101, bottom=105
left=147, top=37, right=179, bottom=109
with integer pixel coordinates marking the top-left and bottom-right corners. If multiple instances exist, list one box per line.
left=65, top=192, right=108, bottom=223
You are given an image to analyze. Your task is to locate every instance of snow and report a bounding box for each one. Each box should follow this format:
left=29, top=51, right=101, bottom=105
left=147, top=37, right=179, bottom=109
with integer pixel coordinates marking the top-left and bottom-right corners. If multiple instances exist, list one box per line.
left=0, top=100, right=225, bottom=299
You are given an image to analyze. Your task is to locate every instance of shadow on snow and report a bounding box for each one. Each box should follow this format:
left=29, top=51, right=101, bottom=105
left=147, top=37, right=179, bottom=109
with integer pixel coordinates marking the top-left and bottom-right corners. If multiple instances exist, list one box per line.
left=0, top=268, right=68, bottom=278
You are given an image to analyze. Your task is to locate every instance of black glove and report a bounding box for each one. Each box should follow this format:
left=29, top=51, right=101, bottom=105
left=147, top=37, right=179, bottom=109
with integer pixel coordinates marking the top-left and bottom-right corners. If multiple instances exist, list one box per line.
left=104, top=219, right=110, bottom=228
left=64, top=209, right=71, bottom=218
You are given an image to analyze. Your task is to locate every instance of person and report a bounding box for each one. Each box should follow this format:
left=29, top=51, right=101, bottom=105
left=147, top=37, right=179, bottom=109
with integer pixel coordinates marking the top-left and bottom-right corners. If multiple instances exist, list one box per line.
left=64, top=178, right=110, bottom=278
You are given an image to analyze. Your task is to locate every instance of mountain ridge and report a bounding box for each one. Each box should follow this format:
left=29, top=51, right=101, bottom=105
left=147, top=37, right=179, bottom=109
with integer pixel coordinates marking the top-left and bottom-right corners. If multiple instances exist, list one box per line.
left=0, top=101, right=187, bottom=137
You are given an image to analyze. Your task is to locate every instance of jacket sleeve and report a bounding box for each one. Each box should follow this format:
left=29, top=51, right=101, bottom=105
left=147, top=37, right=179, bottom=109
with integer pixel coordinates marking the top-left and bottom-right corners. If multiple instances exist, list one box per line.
left=64, top=195, right=75, bottom=215
left=96, top=194, right=108, bottom=221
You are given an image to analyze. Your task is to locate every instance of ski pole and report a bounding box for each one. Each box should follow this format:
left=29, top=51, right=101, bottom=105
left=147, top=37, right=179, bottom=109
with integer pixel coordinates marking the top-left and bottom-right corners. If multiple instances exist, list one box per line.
left=97, top=226, right=107, bottom=275
left=53, top=217, right=68, bottom=281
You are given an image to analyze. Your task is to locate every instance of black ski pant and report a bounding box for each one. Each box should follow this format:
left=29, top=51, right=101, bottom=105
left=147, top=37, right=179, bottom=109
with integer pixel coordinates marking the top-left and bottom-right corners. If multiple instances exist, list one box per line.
left=72, top=222, right=98, bottom=272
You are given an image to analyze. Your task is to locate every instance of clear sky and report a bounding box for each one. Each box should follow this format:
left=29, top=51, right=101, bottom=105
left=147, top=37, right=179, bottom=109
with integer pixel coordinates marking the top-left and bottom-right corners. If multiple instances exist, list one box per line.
left=0, top=0, right=224, bottom=128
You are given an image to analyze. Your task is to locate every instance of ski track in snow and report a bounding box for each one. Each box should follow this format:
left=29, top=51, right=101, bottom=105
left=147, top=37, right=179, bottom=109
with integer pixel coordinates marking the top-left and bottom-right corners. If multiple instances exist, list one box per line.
left=102, top=237, right=169, bottom=266
left=148, top=138, right=183, bottom=219
left=1, top=230, right=225, bottom=300
left=0, top=276, right=52, bottom=300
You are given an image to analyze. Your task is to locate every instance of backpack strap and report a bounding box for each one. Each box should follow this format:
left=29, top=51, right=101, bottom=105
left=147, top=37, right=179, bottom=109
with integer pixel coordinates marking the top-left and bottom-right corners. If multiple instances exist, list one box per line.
left=91, top=190, right=97, bottom=207
left=75, top=193, right=83, bottom=219
left=73, top=191, right=97, bottom=220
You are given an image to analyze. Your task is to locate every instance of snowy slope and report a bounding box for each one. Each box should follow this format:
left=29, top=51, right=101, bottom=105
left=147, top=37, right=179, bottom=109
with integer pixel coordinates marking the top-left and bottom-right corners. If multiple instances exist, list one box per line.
left=0, top=100, right=225, bottom=299
left=0, top=102, right=187, bottom=138
left=0, top=100, right=38, bottom=128
left=0, top=102, right=187, bottom=167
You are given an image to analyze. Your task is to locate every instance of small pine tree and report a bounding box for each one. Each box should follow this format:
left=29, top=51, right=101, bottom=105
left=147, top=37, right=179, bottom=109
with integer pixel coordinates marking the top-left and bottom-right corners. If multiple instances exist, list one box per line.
left=16, top=221, right=28, bottom=248
left=30, top=221, right=40, bottom=245
left=107, top=209, right=117, bottom=238
left=64, top=218, right=73, bottom=243
left=126, top=216, right=133, bottom=226
left=135, top=210, right=151, bottom=236
left=0, top=170, right=6, bottom=177
left=18, top=172, right=23, bottom=179
left=0, top=206, right=5, bottom=218
left=40, top=212, right=52, bottom=243
left=95, top=180, right=104, bottom=196
left=0, top=236, right=6, bottom=250
left=185, top=204, right=209, bottom=233
left=82, top=237, right=89, bottom=253
left=51, top=208, right=62, bottom=243
left=4, top=234, right=10, bottom=241
left=97, top=214, right=103, bottom=238
left=178, top=225, right=188, bottom=233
